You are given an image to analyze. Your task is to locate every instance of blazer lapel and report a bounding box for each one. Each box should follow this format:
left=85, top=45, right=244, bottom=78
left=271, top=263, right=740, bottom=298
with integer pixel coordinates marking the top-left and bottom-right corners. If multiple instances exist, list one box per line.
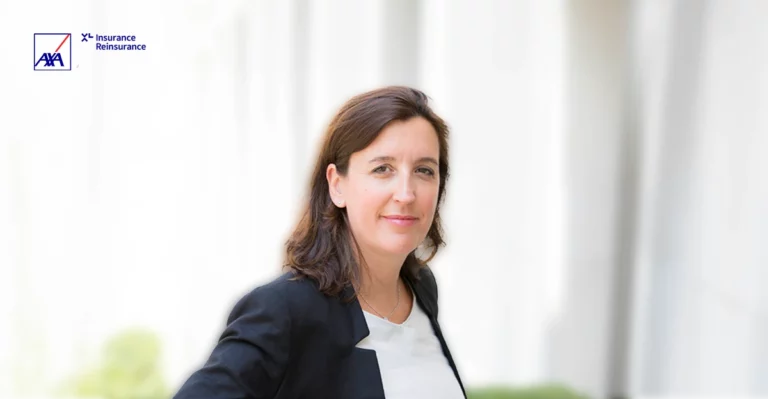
left=339, top=271, right=467, bottom=399
left=343, top=284, right=370, bottom=346
left=338, top=285, right=386, bottom=399
left=404, top=270, right=468, bottom=398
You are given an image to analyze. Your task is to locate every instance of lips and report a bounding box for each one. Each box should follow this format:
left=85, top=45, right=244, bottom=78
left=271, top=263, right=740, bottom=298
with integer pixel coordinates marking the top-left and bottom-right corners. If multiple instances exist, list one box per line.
left=383, top=215, right=417, bottom=220
left=382, top=215, right=418, bottom=227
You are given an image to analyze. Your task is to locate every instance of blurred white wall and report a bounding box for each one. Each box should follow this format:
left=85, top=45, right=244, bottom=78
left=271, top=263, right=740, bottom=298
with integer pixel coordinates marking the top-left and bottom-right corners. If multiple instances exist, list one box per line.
left=423, top=0, right=567, bottom=388
left=547, top=1, right=630, bottom=397
left=1, top=0, right=767, bottom=398
left=630, top=0, right=768, bottom=395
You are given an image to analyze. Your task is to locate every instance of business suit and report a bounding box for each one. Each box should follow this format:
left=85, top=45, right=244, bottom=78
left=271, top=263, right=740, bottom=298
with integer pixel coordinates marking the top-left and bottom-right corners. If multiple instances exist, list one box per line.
left=174, top=266, right=466, bottom=399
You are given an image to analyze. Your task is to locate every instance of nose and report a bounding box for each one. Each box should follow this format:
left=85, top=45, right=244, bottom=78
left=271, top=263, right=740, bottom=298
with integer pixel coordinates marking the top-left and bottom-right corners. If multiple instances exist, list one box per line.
left=393, top=174, right=416, bottom=204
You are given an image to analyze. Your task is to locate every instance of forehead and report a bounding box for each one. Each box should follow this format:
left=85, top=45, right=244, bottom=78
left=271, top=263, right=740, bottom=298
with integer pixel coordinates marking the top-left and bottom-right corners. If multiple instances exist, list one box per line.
left=357, top=117, right=439, bottom=157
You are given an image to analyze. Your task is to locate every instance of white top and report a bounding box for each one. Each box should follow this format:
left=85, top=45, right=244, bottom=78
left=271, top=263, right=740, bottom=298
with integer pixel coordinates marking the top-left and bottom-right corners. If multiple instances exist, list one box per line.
left=355, top=299, right=464, bottom=399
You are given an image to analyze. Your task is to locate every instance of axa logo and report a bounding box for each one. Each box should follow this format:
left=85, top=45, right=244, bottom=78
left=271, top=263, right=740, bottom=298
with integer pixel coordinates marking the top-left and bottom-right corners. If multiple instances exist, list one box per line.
left=34, top=33, right=72, bottom=71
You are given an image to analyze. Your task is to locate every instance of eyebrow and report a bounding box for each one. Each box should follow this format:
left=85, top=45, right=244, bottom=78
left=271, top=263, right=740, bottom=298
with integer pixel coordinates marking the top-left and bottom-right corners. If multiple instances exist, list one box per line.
left=368, top=156, right=439, bottom=166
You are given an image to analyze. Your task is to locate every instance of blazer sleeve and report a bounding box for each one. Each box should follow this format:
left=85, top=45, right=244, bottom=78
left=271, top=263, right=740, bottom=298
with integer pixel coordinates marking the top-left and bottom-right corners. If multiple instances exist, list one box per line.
left=174, top=283, right=292, bottom=399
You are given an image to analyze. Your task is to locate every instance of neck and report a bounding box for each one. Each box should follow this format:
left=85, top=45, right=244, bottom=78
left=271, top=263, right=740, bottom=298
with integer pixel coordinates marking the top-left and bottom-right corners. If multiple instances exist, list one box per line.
left=357, top=250, right=406, bottom=303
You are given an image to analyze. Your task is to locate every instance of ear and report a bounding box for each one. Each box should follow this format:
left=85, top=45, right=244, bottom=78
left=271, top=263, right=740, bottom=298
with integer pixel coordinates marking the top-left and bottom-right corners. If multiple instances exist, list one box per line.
left=326, top=163, right=346, bottom=208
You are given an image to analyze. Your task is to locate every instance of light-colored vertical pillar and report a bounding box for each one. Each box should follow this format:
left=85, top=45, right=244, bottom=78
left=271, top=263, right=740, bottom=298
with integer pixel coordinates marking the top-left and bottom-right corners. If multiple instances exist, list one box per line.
left=420, top=0, right=566, bottom=389
left=632, top=0, right=768, bottom=394
left=547, top=1, right=630, bottom=398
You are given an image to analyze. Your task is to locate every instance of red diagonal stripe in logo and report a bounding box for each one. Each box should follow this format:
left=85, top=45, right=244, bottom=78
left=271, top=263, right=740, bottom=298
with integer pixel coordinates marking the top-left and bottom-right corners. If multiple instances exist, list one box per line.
left=54, top=34, right=70, bottom=53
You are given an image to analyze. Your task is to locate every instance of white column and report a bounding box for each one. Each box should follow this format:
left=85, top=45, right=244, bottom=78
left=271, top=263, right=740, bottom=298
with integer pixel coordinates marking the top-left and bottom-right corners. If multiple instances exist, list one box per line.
left=632, top=0, right=768, bottom=394
left=547, top=1, right=630, bottom=398
left=422, top=0, right=566, bottom=388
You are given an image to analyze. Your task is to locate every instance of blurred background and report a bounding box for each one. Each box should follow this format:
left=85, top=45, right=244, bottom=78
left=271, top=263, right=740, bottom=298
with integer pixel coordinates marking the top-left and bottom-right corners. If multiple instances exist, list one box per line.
left=1, top=0, right=767, bottom=398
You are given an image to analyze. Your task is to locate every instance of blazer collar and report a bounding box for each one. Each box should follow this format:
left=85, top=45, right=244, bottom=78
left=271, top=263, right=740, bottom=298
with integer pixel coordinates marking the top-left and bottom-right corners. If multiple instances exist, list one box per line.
left=337, top=269, right=467, bottom=398
left=342, top=270, right=437, bottom=346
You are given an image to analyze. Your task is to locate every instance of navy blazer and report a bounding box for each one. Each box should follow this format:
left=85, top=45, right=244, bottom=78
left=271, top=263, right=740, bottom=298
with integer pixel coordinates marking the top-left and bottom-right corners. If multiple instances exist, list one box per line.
left=174, top=267, right=466, bottom=399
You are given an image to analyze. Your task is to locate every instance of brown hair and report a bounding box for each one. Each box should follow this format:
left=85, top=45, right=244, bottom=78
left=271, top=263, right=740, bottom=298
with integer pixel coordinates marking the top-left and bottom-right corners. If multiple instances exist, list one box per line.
left=283, top=86, right=450, bottom=298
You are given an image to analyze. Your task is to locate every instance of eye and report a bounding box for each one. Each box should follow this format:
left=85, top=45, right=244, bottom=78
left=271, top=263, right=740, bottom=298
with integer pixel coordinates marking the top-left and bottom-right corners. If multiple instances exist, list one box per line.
left=417, top=167, right=435, bottom=176
left=372, top=165, right=392, bottom=174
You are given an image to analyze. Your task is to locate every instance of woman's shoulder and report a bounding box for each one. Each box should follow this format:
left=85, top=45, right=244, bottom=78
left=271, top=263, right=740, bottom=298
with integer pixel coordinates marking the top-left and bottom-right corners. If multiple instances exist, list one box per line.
left=235, top=270, right=323, bottom=303
left=247, top=266, right=438, bottom=297
left=226, top=270, right=333, bottom=325
left=228, top=266, right=439, bottom=325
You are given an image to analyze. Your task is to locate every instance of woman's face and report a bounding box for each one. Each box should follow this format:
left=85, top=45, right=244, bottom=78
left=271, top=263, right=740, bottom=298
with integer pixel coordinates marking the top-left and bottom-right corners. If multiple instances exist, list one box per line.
left=328, top=117, right=441, bottom=261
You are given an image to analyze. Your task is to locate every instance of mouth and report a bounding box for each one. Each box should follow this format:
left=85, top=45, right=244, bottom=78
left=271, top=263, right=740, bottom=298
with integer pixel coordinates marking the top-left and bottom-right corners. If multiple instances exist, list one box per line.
left=382, top=215, right=418, bottom=220
left=382, top=215, right=419, bottom=227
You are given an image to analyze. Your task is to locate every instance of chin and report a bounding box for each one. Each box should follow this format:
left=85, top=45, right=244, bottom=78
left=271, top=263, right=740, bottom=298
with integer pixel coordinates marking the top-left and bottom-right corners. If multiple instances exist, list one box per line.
left=378, top=238, right=420, bottom=256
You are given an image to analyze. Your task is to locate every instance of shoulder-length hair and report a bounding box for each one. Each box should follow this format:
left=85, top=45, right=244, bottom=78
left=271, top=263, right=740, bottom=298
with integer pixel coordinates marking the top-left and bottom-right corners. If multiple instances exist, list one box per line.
left=283, top=86, right=450, bottom=298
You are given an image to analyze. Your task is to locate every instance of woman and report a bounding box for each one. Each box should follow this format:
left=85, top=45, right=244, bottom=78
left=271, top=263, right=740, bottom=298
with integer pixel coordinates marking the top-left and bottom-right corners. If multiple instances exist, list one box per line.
left=174, top=86, right=466, bottom=398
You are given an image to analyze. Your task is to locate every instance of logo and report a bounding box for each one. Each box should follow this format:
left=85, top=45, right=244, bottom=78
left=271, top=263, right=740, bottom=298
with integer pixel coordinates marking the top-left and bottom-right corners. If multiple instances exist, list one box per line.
left=34, top=33, right=72, bottom=71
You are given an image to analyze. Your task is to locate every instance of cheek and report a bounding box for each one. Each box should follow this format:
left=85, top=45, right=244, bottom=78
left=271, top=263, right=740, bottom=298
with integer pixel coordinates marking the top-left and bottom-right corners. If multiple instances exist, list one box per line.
left=425, top=200, right=439, bottom=226
left=422, top=185, right=440, bottom=210
left=349, top=187, right=387, bottom=221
